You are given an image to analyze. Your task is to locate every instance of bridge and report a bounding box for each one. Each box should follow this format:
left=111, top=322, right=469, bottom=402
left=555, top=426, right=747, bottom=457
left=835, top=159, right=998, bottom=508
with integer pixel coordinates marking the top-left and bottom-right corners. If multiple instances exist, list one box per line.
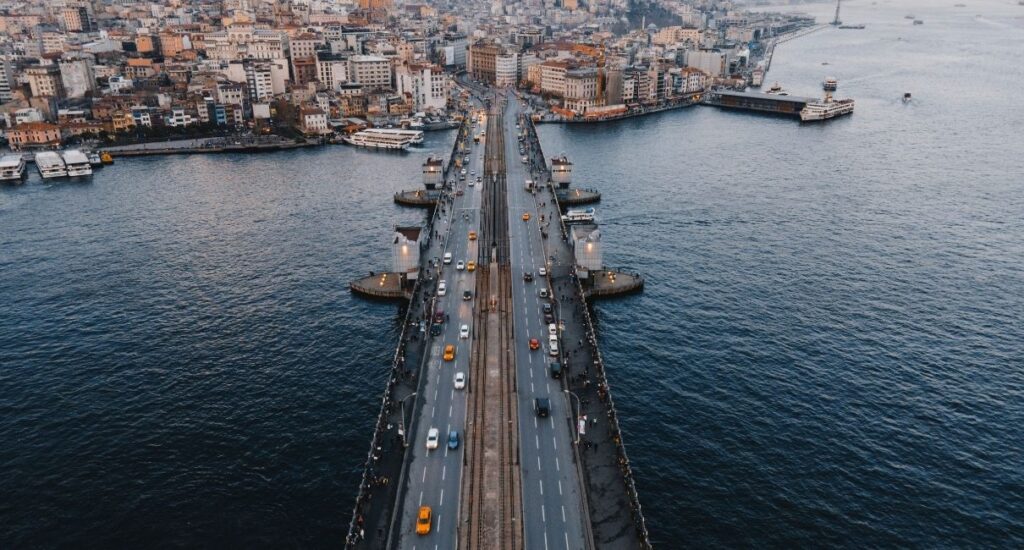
left=347, top=86, right=650, bottom=550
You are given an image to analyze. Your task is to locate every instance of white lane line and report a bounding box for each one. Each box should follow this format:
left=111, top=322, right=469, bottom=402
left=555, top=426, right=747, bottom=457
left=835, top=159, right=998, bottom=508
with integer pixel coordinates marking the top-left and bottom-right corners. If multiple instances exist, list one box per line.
left=534, top=417, right=538, bottom=428
left=434, top=388, right=438, bottom=400
left=544, top=531, right=549, bottom=550
left=535, top=434, right=540, bottom=449
left=541, top=503, right=546, bottom=522
left=539, top=479, right=544, bottom=496
left=449, top=404, right=452, bottom=417
left=558, top=480, right=563, bottom=496
left=561, top=505, right=566, bottom=522
left=537, top=455, right=541, bottom=471
left=431, top=406, right=435, bottom=419
left=422, top=466, right=427, bottom=482
left=419, top=491, right=423, bottom=505
left=450, top=389, right=454, bottom=400
left=531, top=382, right=535, bottom=393
left=440, top=489, right=445, bottom=507
left=555, top=457, right=560, bottom=471
left=443, top=465, right=447, bottom=481
left=553, top=436, right=557, bottom=451
left=564, top=532, right=570, bottom=550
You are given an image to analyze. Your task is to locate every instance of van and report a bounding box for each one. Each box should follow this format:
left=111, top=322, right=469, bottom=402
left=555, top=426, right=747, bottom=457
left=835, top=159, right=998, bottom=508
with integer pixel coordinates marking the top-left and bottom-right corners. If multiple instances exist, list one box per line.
left=549, top=362, right=562, bottom=379
left=443, top=252, right=452, bottom=264
left=534, top=397, right=550, bottom=417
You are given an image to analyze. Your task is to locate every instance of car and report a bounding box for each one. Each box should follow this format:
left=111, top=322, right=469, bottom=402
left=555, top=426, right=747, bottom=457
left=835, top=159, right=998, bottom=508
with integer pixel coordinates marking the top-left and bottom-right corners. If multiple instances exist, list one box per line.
left=463, top=290, right=472, bottom=301
left=534, top=398, right=550, bottom=417
left=456, top=260, right=465, bottom=271
left=447, top=430, right=460, bottom=449
left=454, top=371, right=466, bottom=389
left=430, top=323, right=442, bottom=336
left=522, top=213, right=530, bottom=221
left=443, top=252, right=452, bottom=264
left=522, top=156, right=528, bottom=163
left=416, top=506, right=432, bottom=535
left=469, top=230, right=477, bottom=240
left=456, top=189, right=464, bottom=196
left=426, top=428, right=439, bottom=449
left=548, top=323, right=558, bottom=336
left=466, top=261, right=476, bottom=271
left=549, top=362, right=562, bottom=379
left=538, top=267, right=547, bottom=276
left=460, top=324, right=470, bottom=339
left=434, top=309, right=445, bottom=324
left=443, top=344, right=455, bottom=361
left=544, top=313, right=554, bottom=325
left=542, top=303, right=553, bottom=314
left=438, top=280, right=447, bottom=296
left=529, top=338, right=540, bottom=350
left=539, top=288, right=548, bottom=299
left=549, top=334, right=559, bottom=355
left=461, top=168, right=467, bottom=175
left=467, top=179, right=475, bottom=187
left=524, top=272, right=534, bottom=282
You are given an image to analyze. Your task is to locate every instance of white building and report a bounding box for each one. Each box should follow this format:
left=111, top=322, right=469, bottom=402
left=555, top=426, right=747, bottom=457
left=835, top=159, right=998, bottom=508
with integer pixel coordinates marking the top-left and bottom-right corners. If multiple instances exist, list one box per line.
left=317, top=53, right=349, bottom=89
left=349, top=55, right=392, bottom=90
left=495, top=52, right=518, bottom=87
left=685, top=50, right=726, bottom=78
left=107, top=75, right=133, bottom=94
left=396, top=63, right=448, bottom=112
left=570, top=223, right=602, bottom=276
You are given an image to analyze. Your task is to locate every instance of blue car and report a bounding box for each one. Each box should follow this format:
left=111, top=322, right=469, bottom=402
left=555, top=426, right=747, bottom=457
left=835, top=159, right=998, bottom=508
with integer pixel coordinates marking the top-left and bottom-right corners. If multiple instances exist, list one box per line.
left=447, top=430, right=460, bottom=450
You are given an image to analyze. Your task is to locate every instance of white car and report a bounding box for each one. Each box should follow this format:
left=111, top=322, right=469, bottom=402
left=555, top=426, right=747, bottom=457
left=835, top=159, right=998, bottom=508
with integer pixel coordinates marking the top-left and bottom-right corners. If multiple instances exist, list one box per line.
left=460, top=324, right=470, bottom=339
left=456, top=260, right=465, bottom=271
left=548, top=323, right=558, bottom=336
left=548, top=337, right=559, bottom=357
left=461, top=168, right=467, bottom=175
left=538, top=267, right=547, bottom=276
left=470, top=170, right=475, bottom=176
left=454, top=371, right=466, bottom=390
left=443, top=252, right=452, bottom=264
left=426, top=428, right=440, bottom=449
left=468, top=179, right=475, bottom=187
left=438, top=280, right=447, bottom=296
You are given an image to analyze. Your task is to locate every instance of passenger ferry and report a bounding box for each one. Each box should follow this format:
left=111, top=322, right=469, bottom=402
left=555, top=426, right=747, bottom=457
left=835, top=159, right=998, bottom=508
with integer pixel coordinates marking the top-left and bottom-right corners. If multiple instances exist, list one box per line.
left=35, top=151, right=68, bottom=179
left=823, top=76, right=838, bottom=92
left=0, top=154, right=26, bottom=181
left=561, top=207, right=596, bottom=223
left=800, top=95, right=855, bottom=122
left=342, top=128, right=423, bottom=150
left=61, top=149, right=93, bottom=177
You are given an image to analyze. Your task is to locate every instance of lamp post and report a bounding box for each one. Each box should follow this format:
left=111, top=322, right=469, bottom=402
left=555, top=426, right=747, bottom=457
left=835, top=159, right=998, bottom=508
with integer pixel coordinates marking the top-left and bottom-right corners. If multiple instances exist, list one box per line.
left=564, top=389, right=581, bottom=445
left=398, top=392, right=417, bottom=447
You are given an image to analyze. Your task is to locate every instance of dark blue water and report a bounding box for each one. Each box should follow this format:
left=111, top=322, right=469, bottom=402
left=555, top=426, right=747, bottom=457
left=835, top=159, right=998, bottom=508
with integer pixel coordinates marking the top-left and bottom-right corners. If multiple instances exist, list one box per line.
left=2, top=0, right=1023, bottom=546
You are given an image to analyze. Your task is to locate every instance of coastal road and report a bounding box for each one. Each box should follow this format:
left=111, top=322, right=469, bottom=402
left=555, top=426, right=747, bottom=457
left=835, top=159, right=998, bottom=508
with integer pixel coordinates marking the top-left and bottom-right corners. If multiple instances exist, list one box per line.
left=503, top=97, right=590, bottom=550
left=394, top=112, right=487, bottom=550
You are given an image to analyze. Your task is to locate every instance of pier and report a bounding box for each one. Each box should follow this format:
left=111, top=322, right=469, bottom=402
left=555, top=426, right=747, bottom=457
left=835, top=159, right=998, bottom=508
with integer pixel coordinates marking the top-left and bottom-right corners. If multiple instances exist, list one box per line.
left=346, top=86, right=649, bottom=549
left=703, top=89, right=814, bottom=118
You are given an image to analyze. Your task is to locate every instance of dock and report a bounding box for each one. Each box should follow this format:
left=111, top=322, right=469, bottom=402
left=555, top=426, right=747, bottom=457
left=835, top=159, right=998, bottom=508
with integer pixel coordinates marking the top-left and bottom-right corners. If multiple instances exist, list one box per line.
left=703, top=89, right=814, bottom=118
left=345, top=87, right=649, bottom=549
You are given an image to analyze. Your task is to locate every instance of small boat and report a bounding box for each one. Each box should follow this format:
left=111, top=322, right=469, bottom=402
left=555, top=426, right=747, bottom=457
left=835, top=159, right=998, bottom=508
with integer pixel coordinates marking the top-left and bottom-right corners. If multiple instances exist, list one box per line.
left=903, top=92, right=912, bottom=102
left=913, top=19, right=924, bottom=25
left=0, top=154, right=27, bottom=182
left=86, top=151, right=103, bottom=167
left=823, top=77, right=838, bottom=92
left=766, top=82, right=784, bottom=94
left=100, top=151, right=114, bottom=164
left=905, top=14, right=916, bottom=19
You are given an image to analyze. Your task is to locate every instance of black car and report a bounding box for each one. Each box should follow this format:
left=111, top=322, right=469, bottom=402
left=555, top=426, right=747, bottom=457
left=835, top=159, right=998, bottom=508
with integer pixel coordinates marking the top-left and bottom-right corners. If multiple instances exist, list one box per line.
left=430, top=324, right=442, bottom=336
left=534, top=398, right=550, bottom=417
left=544, top=313, right=554, bottom=325
left=523, top=272, right=533, bottom=282
left=463, top=290, right=472, bottom=301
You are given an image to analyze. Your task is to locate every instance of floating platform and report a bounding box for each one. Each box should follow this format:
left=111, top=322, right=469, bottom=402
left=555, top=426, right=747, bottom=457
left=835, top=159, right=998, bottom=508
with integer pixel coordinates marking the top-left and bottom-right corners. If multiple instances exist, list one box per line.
left=393, top=189, right=440, bottom=207
left=349, top=271, right=412, bottom=300
left=556, top=187, right=601, bottom=206
left=703, top=90, right=814, bottom=118
left=584, top=269, right=645, bottom=298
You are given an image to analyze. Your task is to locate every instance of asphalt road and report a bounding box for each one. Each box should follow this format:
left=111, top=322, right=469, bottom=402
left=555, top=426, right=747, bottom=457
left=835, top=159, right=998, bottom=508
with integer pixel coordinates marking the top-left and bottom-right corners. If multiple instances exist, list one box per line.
left=395, top=110, right=487, bottom=550
left=503, top=97, right=589, bottom=550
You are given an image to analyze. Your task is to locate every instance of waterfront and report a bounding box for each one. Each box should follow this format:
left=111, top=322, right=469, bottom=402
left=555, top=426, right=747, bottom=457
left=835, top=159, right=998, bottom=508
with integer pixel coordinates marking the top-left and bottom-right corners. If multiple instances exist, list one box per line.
left=2, top=1, right=1024, bottom=548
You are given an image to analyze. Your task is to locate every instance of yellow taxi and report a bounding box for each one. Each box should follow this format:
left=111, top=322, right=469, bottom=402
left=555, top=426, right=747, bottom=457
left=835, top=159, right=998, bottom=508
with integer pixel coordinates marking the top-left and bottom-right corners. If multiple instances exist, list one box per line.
left=416, top=505, right=432, bottom=535
left=469, top=230, right=477, bottom=241
left=466, top=260, right=476, bottom=272
left=522, top=212, right=531, bottom=222
left=443, top=344, right=456, bottom=361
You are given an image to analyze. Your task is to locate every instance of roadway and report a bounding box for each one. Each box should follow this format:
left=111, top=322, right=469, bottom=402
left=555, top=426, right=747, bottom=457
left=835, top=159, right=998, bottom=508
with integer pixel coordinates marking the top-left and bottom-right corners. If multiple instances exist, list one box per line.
left=394, top=110, right=487, bottom=550
left=503, top=97, right=589, bottom=550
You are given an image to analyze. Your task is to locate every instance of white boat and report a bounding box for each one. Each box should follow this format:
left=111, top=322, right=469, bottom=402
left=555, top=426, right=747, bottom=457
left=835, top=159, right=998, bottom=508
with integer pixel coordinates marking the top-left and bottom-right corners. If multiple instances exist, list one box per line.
left=86, top=151, right=103, bottom=166
left=35, top=151, right=68, bottom=178
left=800, top=96, right=855, bottom=121
left=561, top=207, right=596, bottom=223
left=62, top=149, right=93, bottom=177
left=0, top=154, right=26, bottom=181
left=823, top=76, right=838, bottom=91
left=342, top=128, right=424, bottom=150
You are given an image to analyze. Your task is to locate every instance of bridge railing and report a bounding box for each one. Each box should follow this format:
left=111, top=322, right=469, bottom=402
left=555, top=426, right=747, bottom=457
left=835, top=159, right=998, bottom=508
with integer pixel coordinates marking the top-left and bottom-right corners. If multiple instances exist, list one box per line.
left=525, top=114, right=652, bottom=549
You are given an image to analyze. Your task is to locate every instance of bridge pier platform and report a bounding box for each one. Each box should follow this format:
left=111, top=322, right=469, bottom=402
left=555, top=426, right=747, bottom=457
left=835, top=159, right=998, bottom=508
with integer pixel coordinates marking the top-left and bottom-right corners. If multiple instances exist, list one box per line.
left=350, top=272, right=412, bottom=300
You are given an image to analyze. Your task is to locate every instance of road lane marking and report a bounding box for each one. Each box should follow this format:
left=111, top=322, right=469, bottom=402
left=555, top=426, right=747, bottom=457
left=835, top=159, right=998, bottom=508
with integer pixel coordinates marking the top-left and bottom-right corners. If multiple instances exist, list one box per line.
left=561, top=505, right=566, bottom=522
left=535, top=434, right=539, bottom=449
left=555, top=457, right=560, bottom=471
left=449, top=404, right=452, bottom=417
left=539, top=480, right=544, bottom=496
left=443, top=465, right=447, bottom=481
left=419, top=491, right=423, bottom=505
left=565, top=532, right=570, bottom=550
left=541, top=503, right=546, bottom=522
left=537, top=456, right=541, bottom=471
left=553, top=436, right=557, bottom=451
left=422, top=466, right=427, bottom=482
left=431, top=406, right=435, bottom=418
left=440, top=489, right=445, bottom=507
left=558, top=480, right=563, bottom=495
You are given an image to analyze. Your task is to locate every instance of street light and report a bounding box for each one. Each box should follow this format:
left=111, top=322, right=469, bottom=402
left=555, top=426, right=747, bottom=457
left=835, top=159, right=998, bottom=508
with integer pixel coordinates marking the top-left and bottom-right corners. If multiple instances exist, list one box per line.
left=564, top=389, right=581, bottom=445
left=398, top=392, right=417, bottom=447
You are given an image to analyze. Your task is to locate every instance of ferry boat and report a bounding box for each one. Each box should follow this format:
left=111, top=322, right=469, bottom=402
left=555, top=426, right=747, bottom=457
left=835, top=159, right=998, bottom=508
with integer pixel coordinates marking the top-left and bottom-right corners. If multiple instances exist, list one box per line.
left=342, top=128, right=422, bottom=150
left=61, top=149, right=93, bottom=177
left=35, top=151, right=68, bottom=179
left=800, top=95, right=855, bottom=122
left=0, top=154, right=26, bottom=181
left=561, top=207, right=596, bottom=223
left=823, top=77, right=838, bottom=91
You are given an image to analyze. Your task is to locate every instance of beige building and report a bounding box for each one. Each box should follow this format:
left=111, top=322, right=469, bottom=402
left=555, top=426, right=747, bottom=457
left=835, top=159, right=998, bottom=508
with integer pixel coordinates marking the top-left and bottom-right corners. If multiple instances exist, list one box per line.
left=349, top=55, right=392, bottom=90
left=26, top=65, right=65, bottom=99
left=7, top=122, right=61, bottom=150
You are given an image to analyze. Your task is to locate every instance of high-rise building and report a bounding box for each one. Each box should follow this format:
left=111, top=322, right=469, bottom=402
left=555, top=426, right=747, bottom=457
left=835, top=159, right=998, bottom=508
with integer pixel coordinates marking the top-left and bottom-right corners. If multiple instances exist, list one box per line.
left=0, top=57, right=15, bottom=103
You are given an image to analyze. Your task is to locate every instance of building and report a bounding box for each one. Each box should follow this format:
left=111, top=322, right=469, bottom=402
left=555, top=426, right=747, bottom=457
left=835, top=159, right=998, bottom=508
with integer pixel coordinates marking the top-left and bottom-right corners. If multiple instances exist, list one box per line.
left=290, top=33, right=322, bottom=86
left=166, top=106, right=196, bottom=127
left=0, top=57, right=15, bottom=103
left=7, top=121, right=61, bottom=150
left=26, top=65, right=65, bottom=99
left=396, top=63, right=448, bottom=112
left=300, top=106, right=329, bottom=134
left=58, top=57, right=96, bottom=99
left=317, top=52, right=349, bottom=89
left=349, top=55, right=392, bottom=90
left=564, top=68, right=598, bottom=113
left=391, top=226, right=421, bottom=281
left=61, top=5, right=96, bottom=33
left=685, top=50, right=727, bottom=78
left=540, top=60, right=570, bottom=97
left=495, top=52, right=518, bottom=88
left=570, top=223, right=602, bottom=277
left=468, top=41, right=502, bottom=83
